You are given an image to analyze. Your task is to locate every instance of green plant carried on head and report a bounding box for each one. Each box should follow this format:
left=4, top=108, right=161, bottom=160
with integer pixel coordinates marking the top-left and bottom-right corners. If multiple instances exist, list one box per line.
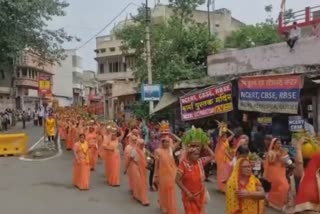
left=182, top=126, right=209, bottom=146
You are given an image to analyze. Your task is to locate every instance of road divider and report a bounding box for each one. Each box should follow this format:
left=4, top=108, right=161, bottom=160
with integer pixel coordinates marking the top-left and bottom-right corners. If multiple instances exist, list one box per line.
left=0, top=133, right=29, bottom=156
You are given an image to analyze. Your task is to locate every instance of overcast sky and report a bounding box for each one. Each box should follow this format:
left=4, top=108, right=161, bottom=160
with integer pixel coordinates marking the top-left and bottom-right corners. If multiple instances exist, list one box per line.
left=49, top=0, right=315, bottom=71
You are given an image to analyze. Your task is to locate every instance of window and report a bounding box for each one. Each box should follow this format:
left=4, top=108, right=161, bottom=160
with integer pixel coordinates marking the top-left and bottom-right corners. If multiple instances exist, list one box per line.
left=22, top=68, right=27, bottom=77
left=101, top=49, right=106, bottom=53
left=109, top=47, right=116, bottom=52
left=108, top=61, right=121, bottom=73
left=99, top=64, right=104, bottom=74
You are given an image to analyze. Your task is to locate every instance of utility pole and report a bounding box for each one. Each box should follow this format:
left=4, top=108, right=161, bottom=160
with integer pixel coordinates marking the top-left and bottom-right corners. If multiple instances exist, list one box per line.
left=207, top=0, right=211, bottom=36
left=145, top=0, right=154, bottom=112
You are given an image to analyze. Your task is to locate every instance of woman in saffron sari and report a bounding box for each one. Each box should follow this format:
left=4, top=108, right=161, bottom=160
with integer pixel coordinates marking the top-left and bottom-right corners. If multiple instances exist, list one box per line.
left=104, top=126, right=121, bottom=187
left=129, top=138, right=149, bottom=206
left=215, top=122, right=234, bottom=192
left=154, top=134, right=178, bottom=214
left=226, top=158, right=265, bottom=214
left=86, top=125, right=98, bottom=171
left=66, top=121, right=75, bottom=150
left=124, top=131, right=139, bottom=193
left=73, top=133, right=90, bottom=190
left=263, top=138, right=290, bottom=210
left=176, top=138, right=214, bottom=214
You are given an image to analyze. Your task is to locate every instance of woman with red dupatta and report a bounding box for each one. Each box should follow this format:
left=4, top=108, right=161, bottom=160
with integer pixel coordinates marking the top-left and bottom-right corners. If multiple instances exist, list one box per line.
left=73, top=133, right=91, bottom=190
left=293, top=135, right=320, bottom=213
left=176, top=127, right=214, bottom=214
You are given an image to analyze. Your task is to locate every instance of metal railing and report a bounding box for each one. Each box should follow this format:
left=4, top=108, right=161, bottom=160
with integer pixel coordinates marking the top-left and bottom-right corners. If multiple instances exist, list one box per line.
left=278, top=6, right=320, bottom=33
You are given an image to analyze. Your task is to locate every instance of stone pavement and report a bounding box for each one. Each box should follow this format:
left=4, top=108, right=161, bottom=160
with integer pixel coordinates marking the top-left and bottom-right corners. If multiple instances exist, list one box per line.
left=0, top=130, right=281, bottom=214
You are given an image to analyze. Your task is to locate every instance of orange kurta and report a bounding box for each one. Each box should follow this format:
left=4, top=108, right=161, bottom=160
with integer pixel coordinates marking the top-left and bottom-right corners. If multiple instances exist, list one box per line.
left=86, top=132, right=98, bottom=170
left=105, top=138, right=121, bottom=186
left=178, top=158, right=208, bottom=214
left=73, top=141, right=90, bottom=190
left=155, top=147, right=178, bottom=214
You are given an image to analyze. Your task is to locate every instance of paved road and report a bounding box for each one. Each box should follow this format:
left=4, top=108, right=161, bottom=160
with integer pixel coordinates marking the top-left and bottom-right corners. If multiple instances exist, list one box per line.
left=0, top=129, right=281, bottom=214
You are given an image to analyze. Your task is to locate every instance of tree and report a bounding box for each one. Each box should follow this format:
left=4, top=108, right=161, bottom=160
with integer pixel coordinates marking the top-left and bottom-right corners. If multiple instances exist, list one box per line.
left=0, top=0, right=78, bottom=65
left=116, top=2, right=221, bottom=89
left=225, top=5, right=283, bottom=49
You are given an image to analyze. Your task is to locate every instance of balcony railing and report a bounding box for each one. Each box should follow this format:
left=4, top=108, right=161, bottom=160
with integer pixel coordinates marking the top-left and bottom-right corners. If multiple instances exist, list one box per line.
left=279, top=6, right=320, bottom=34
left=15, top=78, right=38, bottom=89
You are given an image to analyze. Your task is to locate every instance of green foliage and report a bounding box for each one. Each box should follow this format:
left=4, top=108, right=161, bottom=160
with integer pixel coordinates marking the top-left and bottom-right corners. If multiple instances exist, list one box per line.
left=0, top=0, right=78, bottom=64
left=116, top=3, right=221, bottom=89
left=132, top=101, right=150, bottom=119
left=225, top=23, right=282, bottom=49
left=225, top=4, right=284, bottom=49
left=181, top=126, right=209, bottom=146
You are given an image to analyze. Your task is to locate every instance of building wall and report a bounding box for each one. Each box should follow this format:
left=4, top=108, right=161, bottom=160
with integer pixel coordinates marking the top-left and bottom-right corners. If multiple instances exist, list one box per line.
left=207, top=37, right=320, bottom=77
left=53, top=49, right=82, bottom=100
left=152, top=5, right=244, bottom=42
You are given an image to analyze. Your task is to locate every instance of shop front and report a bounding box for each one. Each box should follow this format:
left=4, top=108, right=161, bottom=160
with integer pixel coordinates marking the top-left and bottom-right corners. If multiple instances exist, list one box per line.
left=236, top=74, right=315, bottom=144
left=179, top=82, right=234, bottom=130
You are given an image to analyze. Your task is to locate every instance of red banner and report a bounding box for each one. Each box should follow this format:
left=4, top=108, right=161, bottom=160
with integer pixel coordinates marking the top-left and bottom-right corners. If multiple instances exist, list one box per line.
left=38, top=74, right=52, bottom=96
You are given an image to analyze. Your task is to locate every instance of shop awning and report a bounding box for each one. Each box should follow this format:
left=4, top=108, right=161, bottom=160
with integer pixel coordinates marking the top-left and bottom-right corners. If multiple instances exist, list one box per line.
left=312, top=79, right=320, bottom=84
left=150, top=92, right=179, bottom=115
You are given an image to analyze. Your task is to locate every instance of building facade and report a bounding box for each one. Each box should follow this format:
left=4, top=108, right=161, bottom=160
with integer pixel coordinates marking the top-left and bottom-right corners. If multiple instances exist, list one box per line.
left=14, top=50, right=54, bottom=111
left=95, top=4, right=244, bottom=119
left=82, top=70, right=100, bottom=106
left=53, top=49, right=83, bottom=107
left=0, top=65, right=14, bottom=112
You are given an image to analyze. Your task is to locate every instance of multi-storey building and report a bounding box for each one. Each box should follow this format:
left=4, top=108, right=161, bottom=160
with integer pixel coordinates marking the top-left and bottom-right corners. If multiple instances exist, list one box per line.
left=95, top=4, right=245, bottom=119
left=53, top=49, right=83, bottom=106
left=14, top=50, right=54, bottom=111
left=82, top=70, right=100, bottom=106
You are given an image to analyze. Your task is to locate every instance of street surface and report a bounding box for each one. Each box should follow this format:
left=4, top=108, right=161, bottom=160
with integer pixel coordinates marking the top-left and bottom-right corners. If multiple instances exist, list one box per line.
left=0, top=126, right=281, bottom=214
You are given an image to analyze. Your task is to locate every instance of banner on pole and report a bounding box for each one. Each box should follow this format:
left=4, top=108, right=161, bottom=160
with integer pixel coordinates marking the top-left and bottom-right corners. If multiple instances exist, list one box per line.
left=238, top=75, right=303, bottom=114
left=38, top=74, right=52, bottom=96
left=180, top=82, right=233, bottom=121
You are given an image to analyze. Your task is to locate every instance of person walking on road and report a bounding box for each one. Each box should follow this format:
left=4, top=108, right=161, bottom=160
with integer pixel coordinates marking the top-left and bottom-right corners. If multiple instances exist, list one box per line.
left=73, top=133, right=90, bottom=191
left=38, top=107, right=44, bottom=126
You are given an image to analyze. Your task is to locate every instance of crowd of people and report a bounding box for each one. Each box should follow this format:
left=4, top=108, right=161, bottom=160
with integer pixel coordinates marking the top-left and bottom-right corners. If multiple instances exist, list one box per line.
left=54, top=107, right=319, bottom=214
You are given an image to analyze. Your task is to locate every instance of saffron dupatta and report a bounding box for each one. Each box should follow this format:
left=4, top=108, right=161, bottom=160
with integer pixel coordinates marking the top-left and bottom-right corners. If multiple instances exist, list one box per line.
left=294, top=153, right=320, bottom=213
left=226, top=158, right=264, bottom=214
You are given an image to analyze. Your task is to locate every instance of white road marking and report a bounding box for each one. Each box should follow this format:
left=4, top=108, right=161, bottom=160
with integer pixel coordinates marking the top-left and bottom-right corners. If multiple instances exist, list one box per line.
left=19, top=136, right=63, bottom=162
left=28, top=136, right=45, bottom=151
